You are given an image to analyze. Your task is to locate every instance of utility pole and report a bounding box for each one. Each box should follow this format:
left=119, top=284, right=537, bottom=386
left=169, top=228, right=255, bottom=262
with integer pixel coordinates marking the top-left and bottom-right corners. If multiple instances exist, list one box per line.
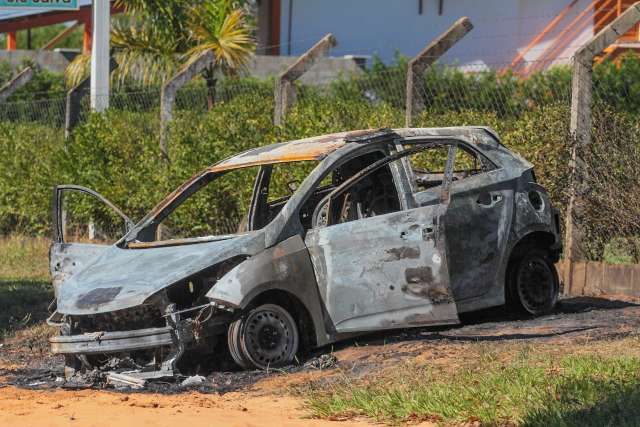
left=90, top=0, right=110, bottom=112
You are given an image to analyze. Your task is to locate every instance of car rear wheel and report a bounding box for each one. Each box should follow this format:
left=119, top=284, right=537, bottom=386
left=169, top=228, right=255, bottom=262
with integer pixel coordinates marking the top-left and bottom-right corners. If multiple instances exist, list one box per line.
left=227, top=304, right=299, bottom=370
left=507, top=247, right=559, bottom=315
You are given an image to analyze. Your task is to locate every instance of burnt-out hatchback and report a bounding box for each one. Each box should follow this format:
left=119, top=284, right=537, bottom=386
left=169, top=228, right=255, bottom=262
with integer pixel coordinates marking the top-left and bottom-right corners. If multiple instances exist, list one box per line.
left=49, top=127, right=561, bottom=377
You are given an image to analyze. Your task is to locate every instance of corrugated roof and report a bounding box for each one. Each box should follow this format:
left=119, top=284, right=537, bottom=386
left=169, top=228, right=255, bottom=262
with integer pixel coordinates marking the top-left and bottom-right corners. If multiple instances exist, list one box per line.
left=0, top=0, right=92, bottom=23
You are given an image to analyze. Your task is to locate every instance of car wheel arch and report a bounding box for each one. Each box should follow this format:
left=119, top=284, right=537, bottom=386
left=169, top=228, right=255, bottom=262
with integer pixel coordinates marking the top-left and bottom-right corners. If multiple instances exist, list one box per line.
left=508, top=230, right=560, bottom=262
left=237, top=287, right=318, bottom=350
left=504, top=230, right=560, bottom=311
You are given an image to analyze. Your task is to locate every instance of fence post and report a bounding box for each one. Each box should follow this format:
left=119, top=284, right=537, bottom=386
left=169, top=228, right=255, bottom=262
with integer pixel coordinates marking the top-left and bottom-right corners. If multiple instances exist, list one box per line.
left=65, top=57, right=118, bottom=139
left=0, top=67, right=34, bottom=103
left=65, top=76, right=90, bottom=139
left=274, top=33, right=337, bottom=126
left=405, top=17, right=473, bottom=127
left=160, top=50, right=215, bottom=159
left=564, top=3, right=640, bottom=285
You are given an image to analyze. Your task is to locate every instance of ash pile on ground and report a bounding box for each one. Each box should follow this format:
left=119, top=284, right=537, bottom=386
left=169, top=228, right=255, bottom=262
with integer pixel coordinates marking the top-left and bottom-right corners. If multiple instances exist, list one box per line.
left=2, top=296, right=639, bottom=394
left=1, top=353, right=339, bottom=394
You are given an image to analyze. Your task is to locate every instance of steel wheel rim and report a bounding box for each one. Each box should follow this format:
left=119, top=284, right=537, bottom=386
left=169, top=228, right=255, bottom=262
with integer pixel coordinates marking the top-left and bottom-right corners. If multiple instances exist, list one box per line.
left=228, top=320, right=250, bottom=369
left=241, top=308, right=295, bottom=368
left=516, top=257, right=555, bottom=313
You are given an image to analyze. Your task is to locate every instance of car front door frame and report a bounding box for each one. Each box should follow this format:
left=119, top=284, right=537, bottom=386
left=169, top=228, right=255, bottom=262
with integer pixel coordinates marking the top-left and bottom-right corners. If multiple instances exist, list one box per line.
left=52, top=185, right=134, bottom=244
left=303, top=142, right=459, bottom=333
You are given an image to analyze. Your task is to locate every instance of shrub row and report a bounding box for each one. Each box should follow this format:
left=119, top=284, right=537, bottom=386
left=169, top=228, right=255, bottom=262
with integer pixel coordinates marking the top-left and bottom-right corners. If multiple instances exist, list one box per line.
left=0, top=81, right=638, bottom=260
left=330, top=53, right=640, bottom=116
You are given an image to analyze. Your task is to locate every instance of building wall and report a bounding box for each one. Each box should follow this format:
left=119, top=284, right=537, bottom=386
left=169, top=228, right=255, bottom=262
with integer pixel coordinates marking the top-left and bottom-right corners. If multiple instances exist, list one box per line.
left=246, top=55, right=363, bottom=85
left=256, top=0, right=272, bottom=54
left=279, top=0, right=595, bottom=69
left=0, top=49, right=77, bottom=74
left=0, top=50, right=363, bottom=86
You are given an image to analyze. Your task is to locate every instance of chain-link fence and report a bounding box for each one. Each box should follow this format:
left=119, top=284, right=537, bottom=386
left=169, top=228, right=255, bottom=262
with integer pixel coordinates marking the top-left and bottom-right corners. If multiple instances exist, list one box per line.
left=0, top=59, right=578, bottom=128
left=1, top=55, right=639, bottom=262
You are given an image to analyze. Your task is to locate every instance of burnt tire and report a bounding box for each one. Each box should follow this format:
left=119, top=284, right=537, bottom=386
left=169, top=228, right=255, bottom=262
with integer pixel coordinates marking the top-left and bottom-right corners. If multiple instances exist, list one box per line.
left=227, top=304, right=299, bottom=370
left=506, top=247, right=559, bottom=316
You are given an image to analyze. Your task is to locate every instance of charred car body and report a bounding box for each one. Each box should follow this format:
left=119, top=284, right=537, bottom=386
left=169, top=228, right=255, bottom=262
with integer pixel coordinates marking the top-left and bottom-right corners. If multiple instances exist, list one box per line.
left=48, top=127, right=561, bottom=377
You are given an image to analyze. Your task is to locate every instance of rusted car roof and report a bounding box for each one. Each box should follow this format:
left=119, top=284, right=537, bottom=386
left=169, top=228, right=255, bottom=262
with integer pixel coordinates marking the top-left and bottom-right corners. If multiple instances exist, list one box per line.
left=208, top=130, right=372, bottom=172
left=207, top=127, right=508, bottom=173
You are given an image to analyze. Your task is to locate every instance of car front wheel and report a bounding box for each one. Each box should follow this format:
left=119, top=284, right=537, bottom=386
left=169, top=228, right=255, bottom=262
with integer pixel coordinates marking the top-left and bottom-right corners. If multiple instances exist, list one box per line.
left=227, top=303, right=299, bottom=370
left=507, top=247, right=559, bottom=316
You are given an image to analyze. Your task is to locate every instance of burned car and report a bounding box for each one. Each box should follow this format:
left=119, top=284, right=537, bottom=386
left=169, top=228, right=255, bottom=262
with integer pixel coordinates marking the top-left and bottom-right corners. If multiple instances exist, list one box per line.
left=48, top=127, right=561, bottom=377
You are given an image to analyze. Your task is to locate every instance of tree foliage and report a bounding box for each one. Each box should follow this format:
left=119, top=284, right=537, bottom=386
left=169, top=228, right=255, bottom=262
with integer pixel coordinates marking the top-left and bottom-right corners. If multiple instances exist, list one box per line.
left=65, top=0, right=255, bottom=88
left=0, top=24, right=83, bottom=50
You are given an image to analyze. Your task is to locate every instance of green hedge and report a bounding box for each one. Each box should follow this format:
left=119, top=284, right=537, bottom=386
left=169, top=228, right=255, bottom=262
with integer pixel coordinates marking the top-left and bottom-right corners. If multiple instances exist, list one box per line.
left=0, top=93, right=569, bottom=233
left=0, top=123, right=64, bottom=234
left=331, top=53, right=640, bottom=117
left=0, top=70, right=638, bottom=260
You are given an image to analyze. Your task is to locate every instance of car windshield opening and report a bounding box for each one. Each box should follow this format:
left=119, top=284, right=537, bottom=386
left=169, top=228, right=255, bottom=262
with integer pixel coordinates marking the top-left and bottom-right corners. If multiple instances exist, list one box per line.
left=135, top=160, right=322, bottom=243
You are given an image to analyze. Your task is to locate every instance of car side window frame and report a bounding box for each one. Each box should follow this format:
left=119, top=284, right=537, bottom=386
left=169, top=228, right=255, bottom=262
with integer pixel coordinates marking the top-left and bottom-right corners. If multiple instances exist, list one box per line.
left=395, top=137, right=497, bottom=205
left=248, top=165, right=272, bottom=231
left=311, top=143, right=457, bottom=229
left=289, top=146, right=391, bottom=228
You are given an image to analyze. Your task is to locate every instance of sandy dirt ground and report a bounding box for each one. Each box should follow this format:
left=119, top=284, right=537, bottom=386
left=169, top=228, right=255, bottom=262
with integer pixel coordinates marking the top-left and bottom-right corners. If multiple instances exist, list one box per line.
left=1, top=296, right=639, bottom=427
left=0, top=387, right=378, bottom=427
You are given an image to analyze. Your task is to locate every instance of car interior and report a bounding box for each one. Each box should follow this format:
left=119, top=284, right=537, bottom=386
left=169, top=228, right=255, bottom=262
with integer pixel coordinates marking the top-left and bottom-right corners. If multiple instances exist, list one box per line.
left=250, top=150, right=402, bottom=231
left=409, top=144, right=493, bottom=192
left=251, top=143, right=495, bottom=231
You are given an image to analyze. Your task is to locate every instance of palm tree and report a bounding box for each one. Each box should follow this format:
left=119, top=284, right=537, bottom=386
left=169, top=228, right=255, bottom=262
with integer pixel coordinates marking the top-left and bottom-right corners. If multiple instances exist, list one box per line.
left=66, top=0, right=255, bottom=108
left=186, top=2, right=255, bottom=108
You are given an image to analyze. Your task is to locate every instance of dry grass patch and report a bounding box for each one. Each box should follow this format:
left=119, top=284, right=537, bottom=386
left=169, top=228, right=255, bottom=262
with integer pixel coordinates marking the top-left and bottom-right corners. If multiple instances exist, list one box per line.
left=0, top=323, right=57, bottom=367
left=0, top=236, right=53, bottom=340
left=0, top=235, right=50, bottom=280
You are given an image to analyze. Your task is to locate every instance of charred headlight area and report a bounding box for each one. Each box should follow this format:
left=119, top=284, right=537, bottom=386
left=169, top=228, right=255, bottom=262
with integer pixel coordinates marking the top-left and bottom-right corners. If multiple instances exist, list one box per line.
left=54, top=257, right=248, bottom=378
left=165, top=277, right=210, bottom=311
left=164, top=255, right=247, bottom=312
left=68, top=304, right=165, bottom=334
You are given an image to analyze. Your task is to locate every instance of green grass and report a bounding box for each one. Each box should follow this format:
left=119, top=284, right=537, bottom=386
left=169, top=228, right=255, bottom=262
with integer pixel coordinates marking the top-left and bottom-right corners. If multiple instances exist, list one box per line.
left=0, top=236, right=53, bottom=339
left=0, top=235, right=51, bottom=280
left=602, top=237, right=640, bottom=265
left=301, top=341, right=640, bottom=426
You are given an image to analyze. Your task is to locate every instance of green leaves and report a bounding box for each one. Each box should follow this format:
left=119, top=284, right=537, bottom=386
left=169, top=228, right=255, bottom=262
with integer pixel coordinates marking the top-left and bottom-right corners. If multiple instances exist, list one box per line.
left=184, top=3, right=254, bottom=73
left=66, top=0, right=255, bottom=88
left=65, top=53, right=90, bottom=88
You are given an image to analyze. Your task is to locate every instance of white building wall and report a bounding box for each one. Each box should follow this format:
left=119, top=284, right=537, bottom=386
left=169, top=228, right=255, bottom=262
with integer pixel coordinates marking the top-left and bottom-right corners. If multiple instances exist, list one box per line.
left=279, top=0, right=594, bottom=69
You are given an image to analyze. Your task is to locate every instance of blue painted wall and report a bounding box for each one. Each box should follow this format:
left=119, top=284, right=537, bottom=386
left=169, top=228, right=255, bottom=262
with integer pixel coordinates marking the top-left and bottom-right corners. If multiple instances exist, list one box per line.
left=279, top=0, right=594, bottom=69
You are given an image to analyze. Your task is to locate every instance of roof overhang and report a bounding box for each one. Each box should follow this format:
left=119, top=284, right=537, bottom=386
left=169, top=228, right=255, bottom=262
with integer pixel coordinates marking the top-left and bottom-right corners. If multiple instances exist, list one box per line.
left=0, top=1, right=123, bottom=33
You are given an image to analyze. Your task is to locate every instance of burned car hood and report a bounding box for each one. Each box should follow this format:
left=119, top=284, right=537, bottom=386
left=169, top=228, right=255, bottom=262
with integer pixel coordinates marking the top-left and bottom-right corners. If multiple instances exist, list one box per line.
left=56, top=233, right=265, bottom=315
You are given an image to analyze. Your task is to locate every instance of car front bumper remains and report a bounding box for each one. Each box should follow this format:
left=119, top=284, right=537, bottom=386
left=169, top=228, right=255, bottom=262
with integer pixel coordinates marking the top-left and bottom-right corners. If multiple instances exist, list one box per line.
left=50, top=303, right=199, bottom=375
left=50, top=326, right=177, bottom=355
